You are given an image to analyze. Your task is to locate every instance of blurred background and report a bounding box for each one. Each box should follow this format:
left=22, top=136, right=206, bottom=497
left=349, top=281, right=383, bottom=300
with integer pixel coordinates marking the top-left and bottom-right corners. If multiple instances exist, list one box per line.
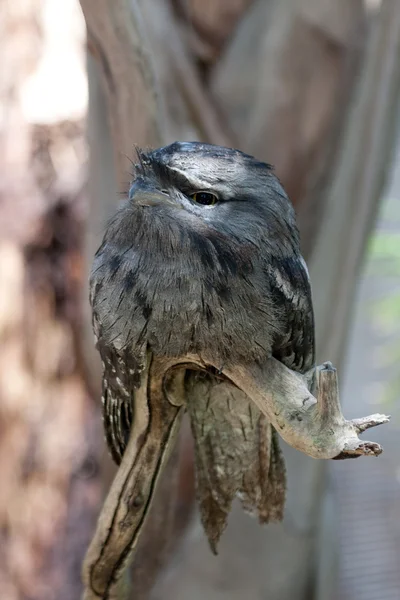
left=0, top=1, right=399, bottom=599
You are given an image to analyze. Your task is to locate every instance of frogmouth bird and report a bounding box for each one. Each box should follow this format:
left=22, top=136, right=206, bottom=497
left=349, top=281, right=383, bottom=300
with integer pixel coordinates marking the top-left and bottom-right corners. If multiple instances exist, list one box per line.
left=90, top=141, right=315, bottom=551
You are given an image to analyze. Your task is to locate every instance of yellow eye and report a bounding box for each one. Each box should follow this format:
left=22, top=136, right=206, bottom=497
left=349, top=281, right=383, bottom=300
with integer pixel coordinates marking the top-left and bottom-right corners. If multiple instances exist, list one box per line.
left=190, top=191, right=218, bottom=206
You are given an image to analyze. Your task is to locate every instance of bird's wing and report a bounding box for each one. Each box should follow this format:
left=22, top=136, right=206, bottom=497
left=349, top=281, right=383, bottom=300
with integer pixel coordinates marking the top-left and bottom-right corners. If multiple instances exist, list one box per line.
left=266, top=254, right=315, bottom=374
left=92, top=304, right=146, bottom=464
left=90, top=256, right=147, bottom=464
left=98, top=342, right=143, bottom=464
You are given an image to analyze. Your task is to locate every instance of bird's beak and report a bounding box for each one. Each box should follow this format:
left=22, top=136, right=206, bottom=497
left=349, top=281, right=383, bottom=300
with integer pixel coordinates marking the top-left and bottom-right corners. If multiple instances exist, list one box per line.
left=129, top=181, right=182, bottom=209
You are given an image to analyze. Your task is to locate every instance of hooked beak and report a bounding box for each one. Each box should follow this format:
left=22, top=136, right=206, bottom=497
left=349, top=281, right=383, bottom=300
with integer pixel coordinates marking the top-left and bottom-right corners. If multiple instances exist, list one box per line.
left=129, top=181, right=182, bottom=209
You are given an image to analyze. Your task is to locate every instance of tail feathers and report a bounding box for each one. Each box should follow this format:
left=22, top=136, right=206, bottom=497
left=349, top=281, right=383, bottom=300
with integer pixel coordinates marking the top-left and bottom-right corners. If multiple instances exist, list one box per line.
left=186, top=372, right=286, bottom=553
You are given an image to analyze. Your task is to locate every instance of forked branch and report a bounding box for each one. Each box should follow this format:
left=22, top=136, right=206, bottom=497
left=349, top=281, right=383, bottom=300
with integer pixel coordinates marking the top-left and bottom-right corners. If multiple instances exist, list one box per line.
left=82, top=356, right=389, bottom=598
left=82, top=356, right=184, bottom=600
left=221, top=358, right=389, bottom=459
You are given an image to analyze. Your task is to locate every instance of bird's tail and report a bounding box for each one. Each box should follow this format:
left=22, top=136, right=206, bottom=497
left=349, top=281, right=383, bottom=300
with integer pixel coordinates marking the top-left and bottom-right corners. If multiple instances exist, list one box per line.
left=185, top=371, right=286, bottom=554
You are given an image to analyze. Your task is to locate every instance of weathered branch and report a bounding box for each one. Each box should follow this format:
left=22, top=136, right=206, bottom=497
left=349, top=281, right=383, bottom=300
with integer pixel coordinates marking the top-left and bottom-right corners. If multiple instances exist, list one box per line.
left=82, top=356, right=184, bottom=600
left=82, top=351, right=389, bottom=598
left=220, top=359, right=388, bottom=459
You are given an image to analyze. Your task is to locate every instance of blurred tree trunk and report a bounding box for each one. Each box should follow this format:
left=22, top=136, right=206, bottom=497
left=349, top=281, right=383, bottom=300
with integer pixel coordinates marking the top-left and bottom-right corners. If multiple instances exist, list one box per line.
left=0, top=2, right=102, bottom=599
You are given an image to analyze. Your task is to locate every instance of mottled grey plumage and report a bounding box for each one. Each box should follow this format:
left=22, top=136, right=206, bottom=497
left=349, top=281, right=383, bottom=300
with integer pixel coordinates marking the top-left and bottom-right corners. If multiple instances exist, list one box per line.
left=185, top=372, right=286, bottom=551
left=90, top=141, right=315, bottom=547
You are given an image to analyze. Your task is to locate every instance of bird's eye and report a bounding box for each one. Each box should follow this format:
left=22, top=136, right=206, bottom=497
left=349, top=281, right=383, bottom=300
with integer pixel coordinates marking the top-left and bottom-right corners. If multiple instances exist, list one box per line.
left=190, top=191, right=218, bottom=207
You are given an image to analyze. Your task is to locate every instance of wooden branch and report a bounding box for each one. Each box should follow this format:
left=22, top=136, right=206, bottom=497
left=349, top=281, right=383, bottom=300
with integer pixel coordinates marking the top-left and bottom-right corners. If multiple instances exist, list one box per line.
left=169, top=355, right=389, bottom=460
left=221, top=359, right=389, bottom=459
left=82, top=356, right=184, bottom=600
left=163, top=355, right=389, bottom=461
left=82, top=351, right=389, bottom=598
left=128, top=428, right=183, bottom=599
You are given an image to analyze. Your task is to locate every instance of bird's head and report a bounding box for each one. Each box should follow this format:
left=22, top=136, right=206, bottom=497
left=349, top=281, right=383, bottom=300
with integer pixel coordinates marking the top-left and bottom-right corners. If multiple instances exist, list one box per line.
left=91, top=142, right=308, bottom=367
left=122, top=141, right=298, bottom=253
